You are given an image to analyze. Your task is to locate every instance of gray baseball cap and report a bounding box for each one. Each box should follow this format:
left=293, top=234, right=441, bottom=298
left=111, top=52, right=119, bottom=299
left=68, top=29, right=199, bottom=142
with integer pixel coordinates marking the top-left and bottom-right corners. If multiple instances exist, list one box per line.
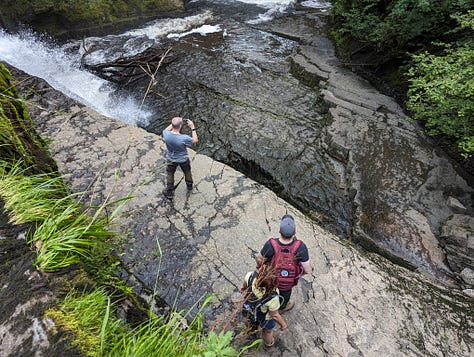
left=280, top=214, right=296, bottom=238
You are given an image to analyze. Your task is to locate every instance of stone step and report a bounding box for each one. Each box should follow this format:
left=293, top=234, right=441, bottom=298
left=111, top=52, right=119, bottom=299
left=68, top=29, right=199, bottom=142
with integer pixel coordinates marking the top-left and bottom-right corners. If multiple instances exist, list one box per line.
left=290, top=53, right=329, bottom=82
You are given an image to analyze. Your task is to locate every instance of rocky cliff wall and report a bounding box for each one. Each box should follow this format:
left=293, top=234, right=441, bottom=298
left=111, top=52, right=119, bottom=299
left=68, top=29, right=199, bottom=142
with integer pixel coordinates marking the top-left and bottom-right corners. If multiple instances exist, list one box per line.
left=4, top=63, right=473, bottom=356
left=254, top=12, right=474, bottom=289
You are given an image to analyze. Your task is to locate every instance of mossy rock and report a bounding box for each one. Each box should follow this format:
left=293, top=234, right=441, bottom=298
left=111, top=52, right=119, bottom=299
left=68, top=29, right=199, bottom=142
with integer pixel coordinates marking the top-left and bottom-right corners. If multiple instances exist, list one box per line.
left=0, top=63, right=57, bottom=174
left=0, top=0, right=184, bottom=40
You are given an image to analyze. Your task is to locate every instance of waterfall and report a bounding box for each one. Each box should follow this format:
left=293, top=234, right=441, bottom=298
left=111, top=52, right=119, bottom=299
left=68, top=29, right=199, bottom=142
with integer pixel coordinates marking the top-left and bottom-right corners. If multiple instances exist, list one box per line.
left=0, top=0, right=328, bottom=126
left=0, top=29, right=152, bottom=126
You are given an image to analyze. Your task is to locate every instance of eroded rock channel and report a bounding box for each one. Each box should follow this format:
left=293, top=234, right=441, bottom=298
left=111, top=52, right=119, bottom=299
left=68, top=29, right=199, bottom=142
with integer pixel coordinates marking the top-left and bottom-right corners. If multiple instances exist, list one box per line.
left=7, top=63, right=473, bottom=357
left=84, top=5, right=474, bottom=286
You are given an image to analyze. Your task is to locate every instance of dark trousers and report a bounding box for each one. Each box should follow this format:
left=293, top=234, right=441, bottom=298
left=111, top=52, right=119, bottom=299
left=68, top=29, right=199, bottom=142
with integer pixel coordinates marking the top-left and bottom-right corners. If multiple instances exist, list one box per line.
left=279, top=289, right=292, bottom=310
left=166, top=159, right=193, bottom=192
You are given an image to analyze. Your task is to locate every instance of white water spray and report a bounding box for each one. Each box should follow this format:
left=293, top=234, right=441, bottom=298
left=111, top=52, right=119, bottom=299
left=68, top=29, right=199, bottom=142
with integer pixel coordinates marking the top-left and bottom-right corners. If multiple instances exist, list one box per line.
left=0, top=1, right=303, bottom=126
left=0, top=30, right=151, bottom=126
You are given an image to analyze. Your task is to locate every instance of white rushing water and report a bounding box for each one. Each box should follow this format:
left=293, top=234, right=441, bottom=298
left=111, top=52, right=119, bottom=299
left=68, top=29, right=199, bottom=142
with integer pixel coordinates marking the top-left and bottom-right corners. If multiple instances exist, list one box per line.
left=0, top=0, right=300, bottom=126
left=0, top=29, right=153, bottom=126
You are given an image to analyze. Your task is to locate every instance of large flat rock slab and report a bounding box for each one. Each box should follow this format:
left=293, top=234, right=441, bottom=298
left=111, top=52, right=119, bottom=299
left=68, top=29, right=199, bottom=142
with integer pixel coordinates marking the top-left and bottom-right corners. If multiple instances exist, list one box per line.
left=259, top=12, right=474, bottom=284
left=11, top=66, right=474, bottom=356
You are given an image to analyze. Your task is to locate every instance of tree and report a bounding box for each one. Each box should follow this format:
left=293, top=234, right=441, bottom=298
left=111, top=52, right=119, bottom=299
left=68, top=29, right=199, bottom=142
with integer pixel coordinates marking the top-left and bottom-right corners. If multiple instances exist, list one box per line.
left=407, top=11, right=474, bottom=157
left=331, top=0, right=471, bottom=64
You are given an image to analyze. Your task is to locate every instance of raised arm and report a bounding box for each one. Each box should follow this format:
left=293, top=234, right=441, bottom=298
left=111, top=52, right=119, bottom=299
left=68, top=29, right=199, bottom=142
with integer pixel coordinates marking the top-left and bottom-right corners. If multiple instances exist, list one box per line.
left=186, top=119, right=198, bottom=144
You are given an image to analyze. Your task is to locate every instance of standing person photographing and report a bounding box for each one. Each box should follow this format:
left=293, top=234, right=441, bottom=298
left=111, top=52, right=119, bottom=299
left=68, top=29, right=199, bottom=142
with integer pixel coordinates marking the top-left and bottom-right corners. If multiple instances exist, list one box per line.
left=162, top=117, right=198, bottom=199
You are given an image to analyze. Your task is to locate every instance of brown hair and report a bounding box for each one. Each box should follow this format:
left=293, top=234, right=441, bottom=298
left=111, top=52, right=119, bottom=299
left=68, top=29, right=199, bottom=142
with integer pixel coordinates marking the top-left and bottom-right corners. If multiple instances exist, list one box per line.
left=254, top=265, right=278, bottom=298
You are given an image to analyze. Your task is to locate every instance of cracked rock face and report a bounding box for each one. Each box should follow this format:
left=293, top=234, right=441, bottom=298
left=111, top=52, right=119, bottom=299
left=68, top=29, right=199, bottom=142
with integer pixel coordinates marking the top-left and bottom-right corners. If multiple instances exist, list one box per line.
left=8, top=65, right=473, bottom=357
left=71, top=5, right=473, bottom=283
left=131, top=9, right=473, bottom=285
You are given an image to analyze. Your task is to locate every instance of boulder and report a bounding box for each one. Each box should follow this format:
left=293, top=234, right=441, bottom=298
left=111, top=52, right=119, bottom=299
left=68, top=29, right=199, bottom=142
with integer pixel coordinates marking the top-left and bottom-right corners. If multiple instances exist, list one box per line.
left=440, top=214, right=474, bottom=273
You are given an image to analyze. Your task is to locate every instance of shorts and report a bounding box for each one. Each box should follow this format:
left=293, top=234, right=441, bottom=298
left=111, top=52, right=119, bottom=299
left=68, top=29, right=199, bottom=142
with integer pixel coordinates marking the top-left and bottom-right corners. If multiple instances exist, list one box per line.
left=260, top=318, right=276, bottom=330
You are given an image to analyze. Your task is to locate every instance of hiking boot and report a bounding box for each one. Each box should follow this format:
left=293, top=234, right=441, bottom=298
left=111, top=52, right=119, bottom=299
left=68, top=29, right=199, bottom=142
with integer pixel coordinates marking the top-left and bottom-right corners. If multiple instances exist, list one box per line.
left=162, top=189, right=174, bottom=199
left=279, top=299, right=294, bottom=313
left=186, top=184, right=193, bottom=191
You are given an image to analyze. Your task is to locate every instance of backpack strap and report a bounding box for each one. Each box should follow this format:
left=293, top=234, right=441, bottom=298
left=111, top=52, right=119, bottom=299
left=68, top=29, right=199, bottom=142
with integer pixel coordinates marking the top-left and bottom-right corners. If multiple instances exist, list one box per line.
left=269, top=237, right=303, bottom=256
left=246, top=271, right=257, bottom=292
left=258, top=292, right=279, bottom=311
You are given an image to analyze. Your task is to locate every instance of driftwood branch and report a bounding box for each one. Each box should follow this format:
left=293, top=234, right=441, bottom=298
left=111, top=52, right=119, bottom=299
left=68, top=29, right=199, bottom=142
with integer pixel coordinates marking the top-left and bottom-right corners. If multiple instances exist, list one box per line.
left=82, top=46, right=178, bottom=86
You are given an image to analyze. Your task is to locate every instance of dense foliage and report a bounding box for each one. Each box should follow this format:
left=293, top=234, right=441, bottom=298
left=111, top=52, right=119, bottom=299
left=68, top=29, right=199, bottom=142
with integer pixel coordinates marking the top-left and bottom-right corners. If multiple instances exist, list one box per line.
left=331, top=1, right=474, bottom=157
left=331, top=0, right=471, bottom=61
left=407, top=11, right=474, bottom=157
left=0, top=0, right=183, bottom=37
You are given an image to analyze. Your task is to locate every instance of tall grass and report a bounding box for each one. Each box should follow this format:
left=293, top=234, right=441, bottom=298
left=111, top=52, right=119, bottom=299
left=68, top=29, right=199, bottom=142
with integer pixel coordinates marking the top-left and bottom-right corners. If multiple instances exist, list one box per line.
left=46, top=288, right=126, bottom=357
left=47, top=288, right=239, bottom=357
left=0, top=162, right=70, bottom=224
left=0, top=160, right=132, bottom=272
left=32, top=204, right=110, bottom=271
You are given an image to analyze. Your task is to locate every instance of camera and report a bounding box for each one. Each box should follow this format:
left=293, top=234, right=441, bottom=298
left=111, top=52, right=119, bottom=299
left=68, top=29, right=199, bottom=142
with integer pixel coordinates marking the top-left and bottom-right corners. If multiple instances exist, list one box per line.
left=183, top=118, right=189, bottom=124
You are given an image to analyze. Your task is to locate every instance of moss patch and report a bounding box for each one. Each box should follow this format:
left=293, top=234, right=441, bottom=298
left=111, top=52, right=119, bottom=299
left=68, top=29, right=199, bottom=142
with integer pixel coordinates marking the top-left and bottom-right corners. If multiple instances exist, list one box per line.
left=0, top=63, right=57, bottom=174
left=0, top=0, right=184, bottom=39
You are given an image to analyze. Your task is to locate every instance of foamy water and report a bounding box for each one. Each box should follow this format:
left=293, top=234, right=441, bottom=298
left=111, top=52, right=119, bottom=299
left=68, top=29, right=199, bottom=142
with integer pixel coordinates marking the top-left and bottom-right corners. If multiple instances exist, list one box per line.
left=0, top=30, right=152, bottom=126
left=0, top=0, right=299, bottom=126
left=300, top=0, right=332, bottom=9
left=123, top=11, right=215, bottom=39
left=237, top=0, right=296, bottom=24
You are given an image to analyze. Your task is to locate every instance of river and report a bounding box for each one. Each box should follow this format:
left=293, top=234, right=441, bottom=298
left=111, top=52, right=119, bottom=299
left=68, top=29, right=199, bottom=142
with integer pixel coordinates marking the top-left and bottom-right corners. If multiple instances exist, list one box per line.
left=0, top=0, right=328, bottom=125
left=0, top=0, right=341, bottom=229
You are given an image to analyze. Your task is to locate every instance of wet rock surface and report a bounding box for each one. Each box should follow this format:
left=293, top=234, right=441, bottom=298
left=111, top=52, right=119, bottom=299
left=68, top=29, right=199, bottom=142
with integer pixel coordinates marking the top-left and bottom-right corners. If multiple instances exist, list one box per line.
left=6, top=64, right=474, bottom=356
left=141, top=14, right=354, bottom=237
left=0, top=202, right=82, bottom=357
left=120, top=8, right=473, bottom=285
left=271, top=15, right=474, bottom=284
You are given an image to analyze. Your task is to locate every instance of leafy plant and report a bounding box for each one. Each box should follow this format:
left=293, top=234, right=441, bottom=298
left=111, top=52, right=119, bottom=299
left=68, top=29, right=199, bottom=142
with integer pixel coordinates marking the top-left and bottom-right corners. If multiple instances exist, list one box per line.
left=407, top=11, right=474, bottom=157
left=195, top=331, right=237, bottom=357
left=331, top=0, right=471, bottom=61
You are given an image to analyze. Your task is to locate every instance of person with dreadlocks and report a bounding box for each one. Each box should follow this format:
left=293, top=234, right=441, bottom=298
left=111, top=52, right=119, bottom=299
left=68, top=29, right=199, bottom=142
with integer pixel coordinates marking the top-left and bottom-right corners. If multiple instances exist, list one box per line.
left=240, top=265, right=287, bottom=347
